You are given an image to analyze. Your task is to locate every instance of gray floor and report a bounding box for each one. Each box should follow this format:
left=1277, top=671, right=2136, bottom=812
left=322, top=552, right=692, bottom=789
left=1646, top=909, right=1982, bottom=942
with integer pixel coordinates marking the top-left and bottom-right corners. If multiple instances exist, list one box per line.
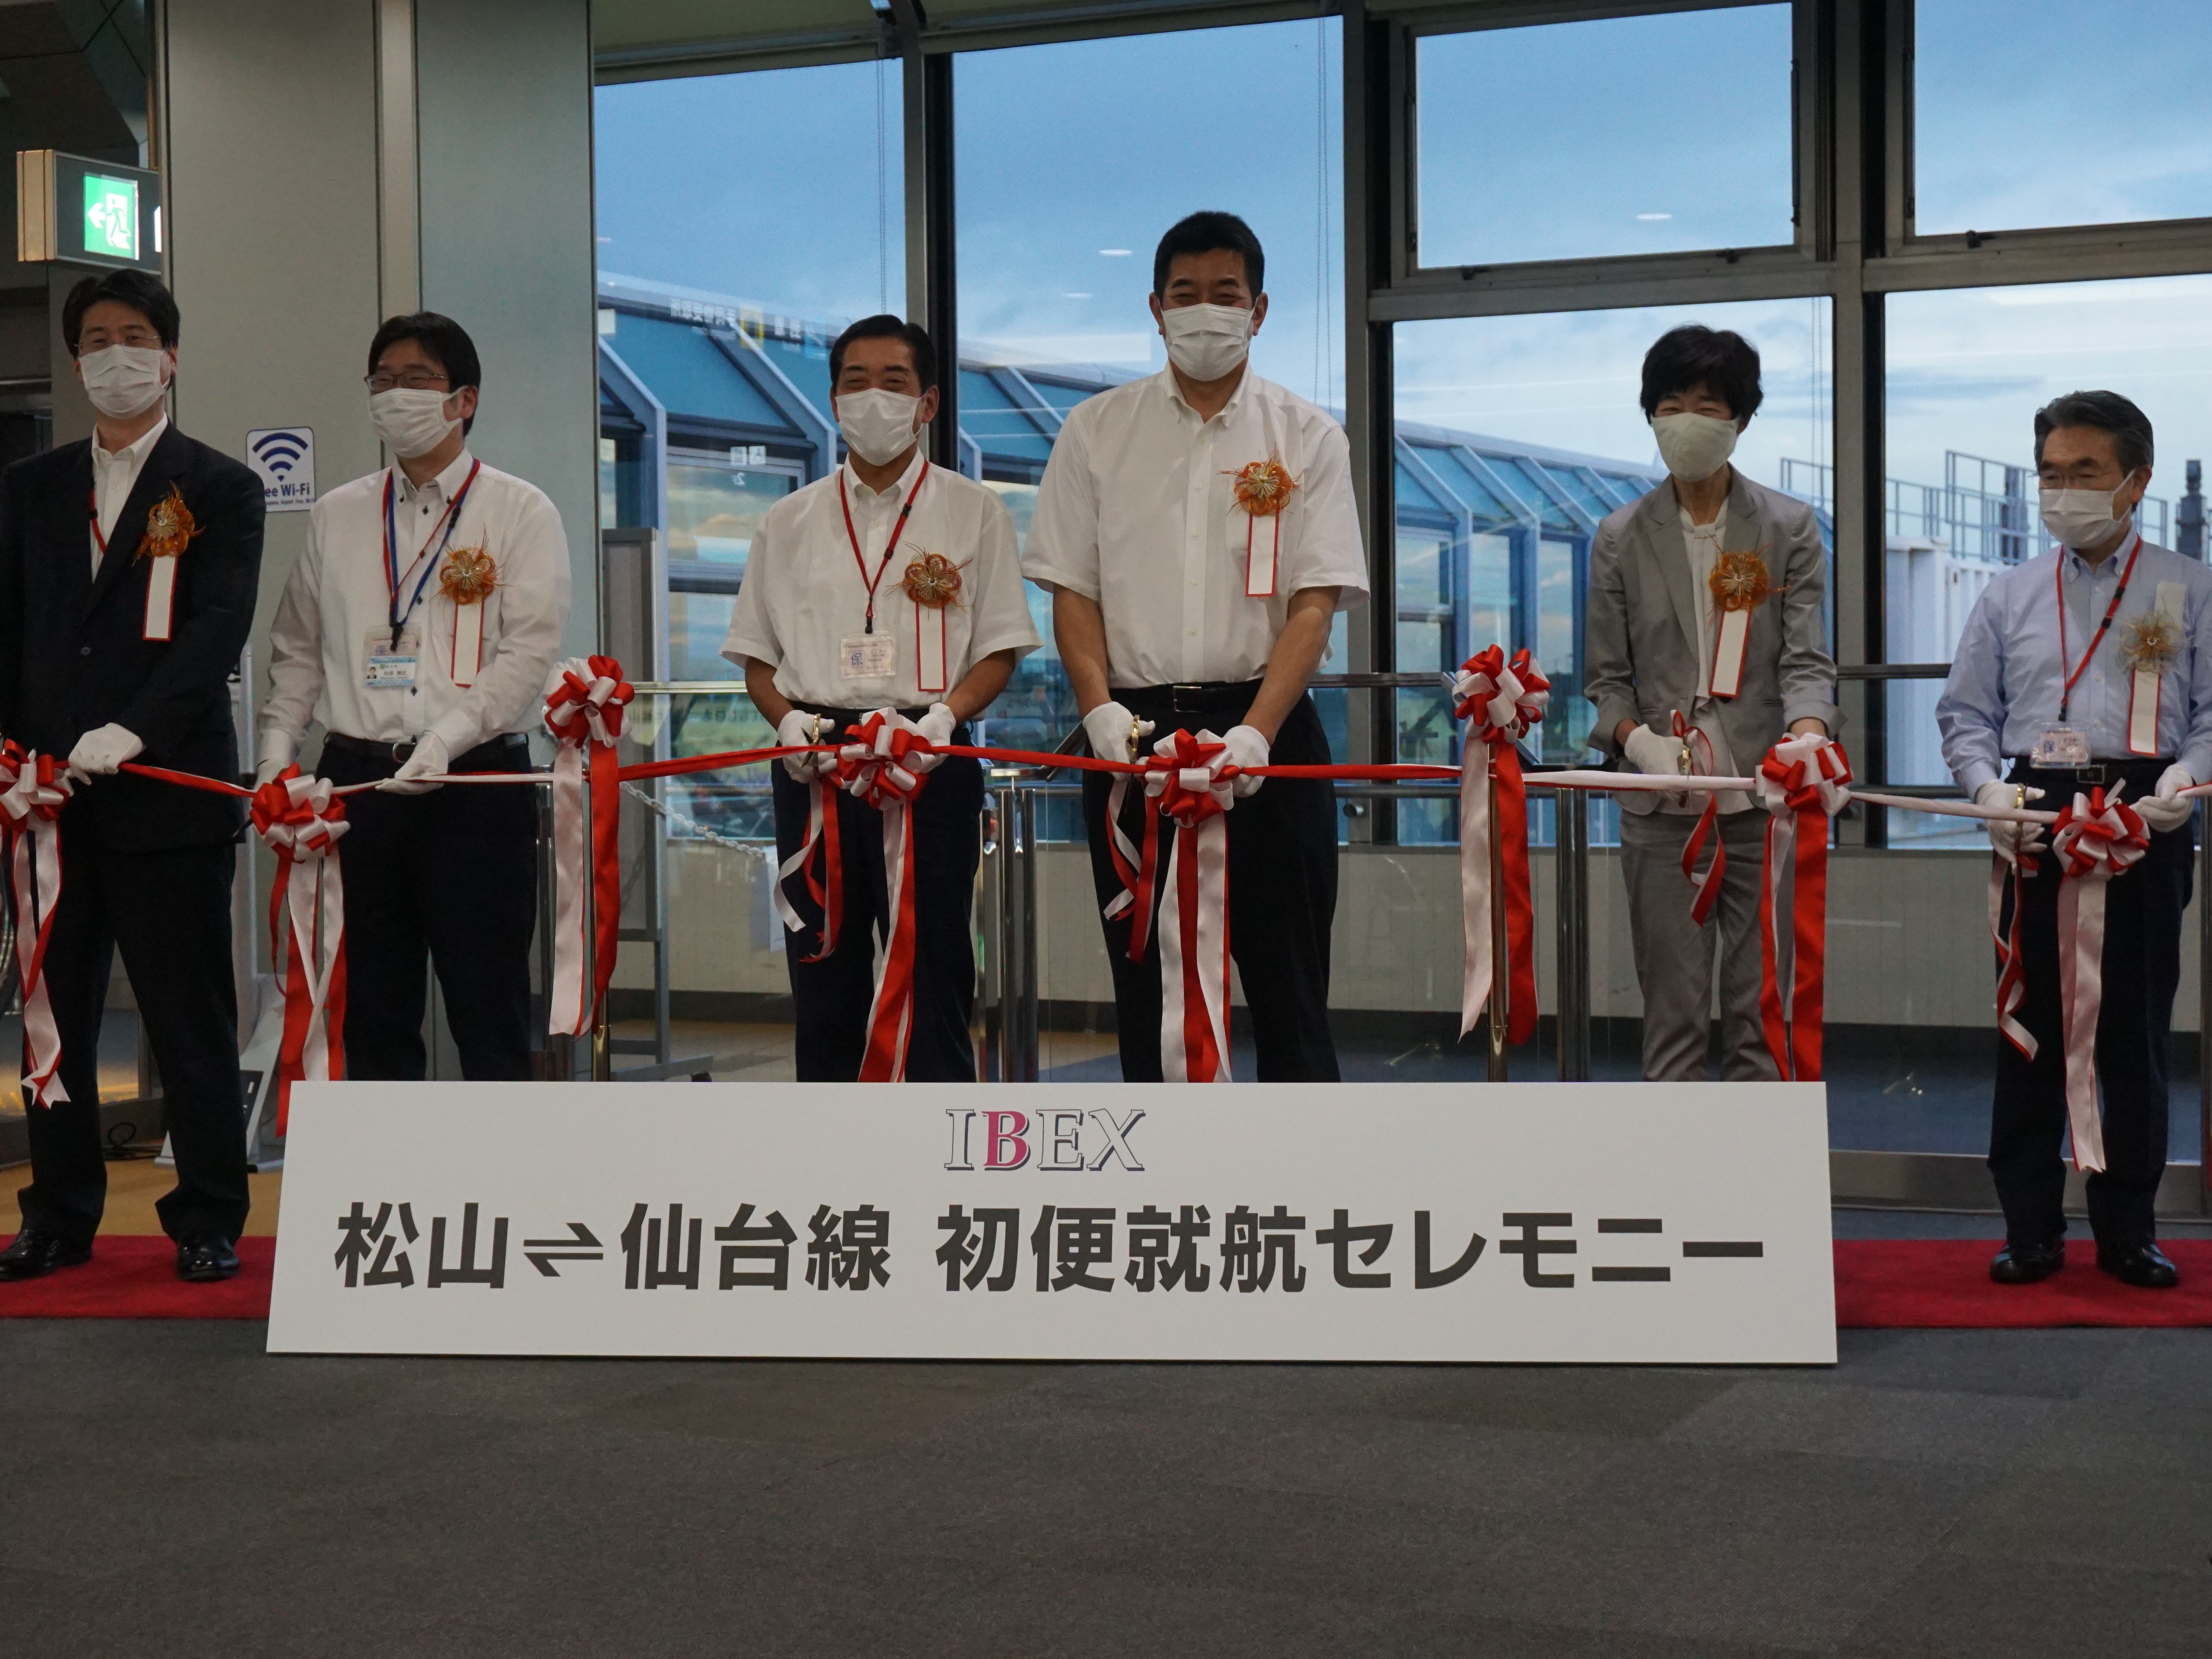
left=2, top=1243, right=2207, bottom=1657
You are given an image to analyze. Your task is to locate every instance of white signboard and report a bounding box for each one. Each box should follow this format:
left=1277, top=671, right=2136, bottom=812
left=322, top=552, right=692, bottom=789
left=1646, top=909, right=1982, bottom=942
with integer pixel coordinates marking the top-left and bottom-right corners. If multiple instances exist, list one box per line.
left=268, top=1082, right=1836, bottom=1364
left=246, top=426, right=314, bottom=512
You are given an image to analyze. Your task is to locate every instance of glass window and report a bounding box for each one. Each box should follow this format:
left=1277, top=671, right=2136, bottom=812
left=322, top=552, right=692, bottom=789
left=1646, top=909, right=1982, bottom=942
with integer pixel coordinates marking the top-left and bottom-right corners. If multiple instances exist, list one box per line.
left=1881, top=276, right=2212, bottom=839
left=1913, top=0, right=2212, bottom=236
left=1395, top=296, right=1835, bottom=829
left=956, top=20, right=1346, bottom=823
left=1414, top=5, right=1795, bottom=268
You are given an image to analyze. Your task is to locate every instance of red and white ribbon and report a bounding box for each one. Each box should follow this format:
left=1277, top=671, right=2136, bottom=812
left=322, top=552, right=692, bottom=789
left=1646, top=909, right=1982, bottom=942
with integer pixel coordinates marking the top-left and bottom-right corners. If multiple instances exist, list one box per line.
left=1673, top=712, right=1726, bottom=926
left=1146, top=729, right=1236, bottom=1083
left=142, top=557, right=178, bottom=642
left=2046, top=787, right=2151, bottom=1173
left=249, top=767, right=349, bottom=1130
left=831, top=710, right=940, bottom=1081
left=0, top=745, right=71, bottom=1105
left=1752, top=733, right=1852, bottom=1081
left=544, top=655, right=633, bottom=1037
left=1451, top=645, right=1549, bottom=1043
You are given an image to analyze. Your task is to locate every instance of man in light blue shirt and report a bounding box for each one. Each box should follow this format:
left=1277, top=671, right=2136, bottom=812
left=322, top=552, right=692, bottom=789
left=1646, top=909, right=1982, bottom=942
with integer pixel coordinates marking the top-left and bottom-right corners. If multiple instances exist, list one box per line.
left=1936, top=390, right=2210, bottom=1291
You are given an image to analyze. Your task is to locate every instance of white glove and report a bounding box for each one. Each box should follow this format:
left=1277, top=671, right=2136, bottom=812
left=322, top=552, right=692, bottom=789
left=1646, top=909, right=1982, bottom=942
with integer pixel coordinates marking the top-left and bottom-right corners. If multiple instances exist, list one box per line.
left=1619, top=723, right=1685, bottom=777
left=1976, top=779, right=2047, bottom=863
left=1221, top=724, right=1269, bottom=798
left=1082, top=700, right=1154, bottom=765
left=65, top=723, right=143, bottom=784
left=904, top=703, right=957, bottom=776
left=775, top=709, right=838, bottom=783
left=255, top=729, right=297, bottom=787
left=2138, top=762, right=2197, bottom=833
left=378, top=731, right=449, bottom=795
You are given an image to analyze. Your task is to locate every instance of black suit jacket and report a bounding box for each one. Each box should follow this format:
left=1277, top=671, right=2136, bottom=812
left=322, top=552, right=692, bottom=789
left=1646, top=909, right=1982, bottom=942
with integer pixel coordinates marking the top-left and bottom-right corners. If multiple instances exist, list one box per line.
left=0, top=425, right=265, bottom=851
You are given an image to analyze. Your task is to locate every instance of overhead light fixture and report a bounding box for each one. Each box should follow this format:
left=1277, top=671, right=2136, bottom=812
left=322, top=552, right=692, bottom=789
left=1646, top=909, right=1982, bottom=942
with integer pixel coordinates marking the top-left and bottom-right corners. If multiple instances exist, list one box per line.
left=1636, top=213, right=1673, bottom=222
left=1099, top=248, right=1132, bottom=256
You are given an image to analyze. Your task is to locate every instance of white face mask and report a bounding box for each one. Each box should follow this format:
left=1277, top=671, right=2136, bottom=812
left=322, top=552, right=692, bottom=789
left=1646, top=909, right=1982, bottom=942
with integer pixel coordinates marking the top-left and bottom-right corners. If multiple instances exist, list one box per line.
left=369, top=387, right=461, bottom=459
left=1650, top=412, right=1739, bottom=482
left=78, top=345, right=171, bottom=420
left=2040, top=482, right=2134, bottom=550
left=1160, top=302, right=1253, bottom=382
left=835, top=388, right=924, bottom=467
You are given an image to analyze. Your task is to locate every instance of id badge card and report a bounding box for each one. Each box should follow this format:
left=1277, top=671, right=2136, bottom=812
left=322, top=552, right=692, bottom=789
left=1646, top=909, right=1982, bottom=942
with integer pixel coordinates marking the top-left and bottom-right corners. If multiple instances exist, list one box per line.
left=840, top=631, right=896, bottom=680
left=2031, top=723, right=2090, bottom=766
left=366, top=628, right=421, bottom=691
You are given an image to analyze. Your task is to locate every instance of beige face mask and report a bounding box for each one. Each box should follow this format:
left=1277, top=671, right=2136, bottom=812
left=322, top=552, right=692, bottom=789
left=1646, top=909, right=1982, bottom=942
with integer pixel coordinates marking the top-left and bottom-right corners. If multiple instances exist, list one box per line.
left=1649, top=412, right=1738, bottom=482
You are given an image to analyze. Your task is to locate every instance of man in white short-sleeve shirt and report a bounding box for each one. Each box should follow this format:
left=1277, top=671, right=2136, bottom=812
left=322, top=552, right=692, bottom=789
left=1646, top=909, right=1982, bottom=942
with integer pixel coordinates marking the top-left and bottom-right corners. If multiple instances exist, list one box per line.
left=262, top=312, right=570, bottom=1083
left=1023, top=211, right=1368, bottom=1081
left=726, top=315, right=1039, bottom=1081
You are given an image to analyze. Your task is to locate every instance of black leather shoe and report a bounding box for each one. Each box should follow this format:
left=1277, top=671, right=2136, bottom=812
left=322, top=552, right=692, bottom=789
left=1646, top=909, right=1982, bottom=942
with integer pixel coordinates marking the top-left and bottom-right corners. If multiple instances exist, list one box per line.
left=175, top=1236, right=240, bottom=1283
left=0, top=1228, right=92, bottom=1281
left=1990, top=1239, right=2067, bottom=1284
left=2096, top=1240, right=2179, bottom=1289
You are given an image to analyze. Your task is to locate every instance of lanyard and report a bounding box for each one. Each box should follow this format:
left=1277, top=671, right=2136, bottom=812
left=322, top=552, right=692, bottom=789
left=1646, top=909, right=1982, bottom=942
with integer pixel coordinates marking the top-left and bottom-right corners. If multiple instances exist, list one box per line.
left=88, top=487, right=107, bottom=557
left=2055, top=528, right=2143, bottom=723
left=383, top=459, right=482, bottom=650
left=837, top=460, right=929, bottom=634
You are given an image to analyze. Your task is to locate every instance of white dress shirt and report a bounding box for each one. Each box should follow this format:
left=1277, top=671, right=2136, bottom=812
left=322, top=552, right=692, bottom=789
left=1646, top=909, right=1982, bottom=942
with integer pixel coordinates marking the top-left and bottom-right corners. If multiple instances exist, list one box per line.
left=90, top=415, right=168, bottom=575
left=262, top=449, right=571, bottom=758
left=723, top=449, right=1040, bottom=708
left=1021, top=368, right=1368, bottom=687
left=1678, top=502, right=1747, bottom=814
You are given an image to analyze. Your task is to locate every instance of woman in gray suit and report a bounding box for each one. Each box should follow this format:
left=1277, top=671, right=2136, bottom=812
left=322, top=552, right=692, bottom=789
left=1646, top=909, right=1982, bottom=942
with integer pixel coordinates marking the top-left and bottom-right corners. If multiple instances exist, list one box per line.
left=1582, top=325, right=1841, bottom=1081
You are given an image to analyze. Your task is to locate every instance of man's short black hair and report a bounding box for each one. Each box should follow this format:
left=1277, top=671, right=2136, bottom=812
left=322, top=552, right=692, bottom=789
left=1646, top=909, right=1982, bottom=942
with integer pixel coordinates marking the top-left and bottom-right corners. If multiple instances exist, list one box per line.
left=62, top=270, right=179, bottom=355
left=2035, top=390, right=2155, bottom=476
left=1153, top=211, right=1266, bottom=298
left=1639, top=325, right=1763, bottom=422
left=829, top=315, right=937, bottom=390
left=369, top=312, right=481, bottom=433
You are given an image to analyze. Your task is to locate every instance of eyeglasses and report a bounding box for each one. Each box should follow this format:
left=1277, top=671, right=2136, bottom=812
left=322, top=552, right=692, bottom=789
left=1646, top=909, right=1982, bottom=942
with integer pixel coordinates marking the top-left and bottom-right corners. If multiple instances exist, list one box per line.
left=365, top=371, right=451, bottom=393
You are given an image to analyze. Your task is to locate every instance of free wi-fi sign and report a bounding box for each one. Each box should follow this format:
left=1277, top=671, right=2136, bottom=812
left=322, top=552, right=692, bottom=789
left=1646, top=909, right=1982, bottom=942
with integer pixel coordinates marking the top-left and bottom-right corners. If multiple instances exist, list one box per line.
left=247, top=427, right=315, bottom=514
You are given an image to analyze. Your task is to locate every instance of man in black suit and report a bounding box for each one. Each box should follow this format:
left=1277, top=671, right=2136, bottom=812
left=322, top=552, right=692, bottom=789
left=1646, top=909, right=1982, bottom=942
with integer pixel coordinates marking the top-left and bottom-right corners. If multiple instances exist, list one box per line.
left=0, top=270, right=264, bottom=1284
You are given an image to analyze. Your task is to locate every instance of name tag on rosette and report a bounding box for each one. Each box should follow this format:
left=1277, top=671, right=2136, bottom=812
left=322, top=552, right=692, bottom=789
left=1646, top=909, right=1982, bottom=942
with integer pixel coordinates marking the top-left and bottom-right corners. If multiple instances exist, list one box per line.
left=2120, top=583, right=2186, bottom=757
left=1706, top=549, right=1769, bottom=699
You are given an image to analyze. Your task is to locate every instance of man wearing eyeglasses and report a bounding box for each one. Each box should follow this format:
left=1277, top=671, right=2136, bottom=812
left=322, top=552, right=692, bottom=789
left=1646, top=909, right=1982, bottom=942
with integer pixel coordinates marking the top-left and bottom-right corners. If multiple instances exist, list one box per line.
left=261, top=313, right=570, bottom=1082
left=0, top=271, right=264, bottom=1285
left=1938, top=390, right=2211, bottom=1291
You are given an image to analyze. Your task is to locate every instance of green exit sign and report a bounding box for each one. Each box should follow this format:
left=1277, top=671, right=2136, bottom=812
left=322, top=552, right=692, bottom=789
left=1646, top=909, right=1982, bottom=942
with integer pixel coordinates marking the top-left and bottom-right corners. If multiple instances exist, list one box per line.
left=83, top=173, right=138, bottom=259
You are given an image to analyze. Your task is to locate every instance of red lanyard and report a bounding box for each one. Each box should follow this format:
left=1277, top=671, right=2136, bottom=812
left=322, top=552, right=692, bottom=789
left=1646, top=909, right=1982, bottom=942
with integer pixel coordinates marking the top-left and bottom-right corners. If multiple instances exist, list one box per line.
left=88, top=488, right=106, bottom=556
left=383, top=459, right=482, bottom=649
left=2055, top=529, right=2143, bottom=723
left=837, top=460, right=929, bottom=635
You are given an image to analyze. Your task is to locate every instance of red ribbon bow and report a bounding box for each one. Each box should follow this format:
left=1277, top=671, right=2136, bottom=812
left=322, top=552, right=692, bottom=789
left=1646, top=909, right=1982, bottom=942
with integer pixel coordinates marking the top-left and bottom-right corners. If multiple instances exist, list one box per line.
left=546, top=655, right=632, bottom=1038
left=544, top=654, right=634, bottom=748
left=835, top=710, right=935, bottom=809
left=2049, top=787, right=2150, bottom=877
left=249, top=765, right=350, bottom=1129
left=0, top=742, right=73, bottom=1105
left=1451, top=646, right=1548, bottom=1047
left=1146, top=728, right=1234, bottom=828
left=2041, top=786, right=2151, bottom=1172
left=1752, top=734, right=1853, bottom=1083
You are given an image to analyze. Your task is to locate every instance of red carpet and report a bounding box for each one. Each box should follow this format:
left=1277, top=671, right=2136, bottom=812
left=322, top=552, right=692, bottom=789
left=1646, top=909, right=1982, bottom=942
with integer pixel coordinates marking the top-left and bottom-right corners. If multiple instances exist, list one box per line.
left=1835, top=1238, right=2212, bottom=1327
left=0, top=1237, right=2204, bottom=1329
left=0, top=1236, right=273, bottom=1319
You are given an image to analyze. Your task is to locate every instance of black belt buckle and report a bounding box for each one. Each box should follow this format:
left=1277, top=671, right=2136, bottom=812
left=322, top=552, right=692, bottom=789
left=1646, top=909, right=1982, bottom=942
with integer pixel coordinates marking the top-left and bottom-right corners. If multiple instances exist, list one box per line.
left=389, top=740, right=414, bottom=765
left=2043, top=762, right=2107, bottom=785
left=1169, top=683, right=1210, bottom=716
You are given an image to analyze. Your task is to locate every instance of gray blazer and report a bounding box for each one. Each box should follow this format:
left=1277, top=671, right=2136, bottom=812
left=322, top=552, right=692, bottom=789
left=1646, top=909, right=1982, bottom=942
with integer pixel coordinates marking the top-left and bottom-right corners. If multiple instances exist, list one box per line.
left=1583, top=470, right=1841, bottom=815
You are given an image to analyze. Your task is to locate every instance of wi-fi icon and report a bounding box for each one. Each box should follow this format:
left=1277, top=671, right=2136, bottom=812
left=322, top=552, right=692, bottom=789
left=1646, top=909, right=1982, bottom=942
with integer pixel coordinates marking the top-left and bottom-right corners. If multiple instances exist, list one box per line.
left=251, top=430, right=306, bottom=476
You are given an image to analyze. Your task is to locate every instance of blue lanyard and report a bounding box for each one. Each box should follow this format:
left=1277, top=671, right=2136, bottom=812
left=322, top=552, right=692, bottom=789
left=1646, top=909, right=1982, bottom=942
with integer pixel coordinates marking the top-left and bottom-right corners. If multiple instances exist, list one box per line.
left=383, top=459, right=481, bottom=650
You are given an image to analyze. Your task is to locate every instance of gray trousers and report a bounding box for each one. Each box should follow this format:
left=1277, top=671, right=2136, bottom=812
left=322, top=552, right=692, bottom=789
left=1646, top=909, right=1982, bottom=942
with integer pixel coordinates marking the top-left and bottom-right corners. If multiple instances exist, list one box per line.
left=1617, top=805, right=1778, bottom=1083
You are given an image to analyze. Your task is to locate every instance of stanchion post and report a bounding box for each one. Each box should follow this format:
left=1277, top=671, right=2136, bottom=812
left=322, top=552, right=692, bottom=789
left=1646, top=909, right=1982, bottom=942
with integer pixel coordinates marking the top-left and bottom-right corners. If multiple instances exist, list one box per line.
left=586, top=769, right=611, bottom=1082
left=1014, top=786, right=1040, bottom=1083
left=993, top=778, right=1019, bottom=1083
left=1487, top=757, right=1509, bottom=1081
left=2199, top=807, right=2210, bottom=1209
left=1555, top=785, right=1590, bottom=1082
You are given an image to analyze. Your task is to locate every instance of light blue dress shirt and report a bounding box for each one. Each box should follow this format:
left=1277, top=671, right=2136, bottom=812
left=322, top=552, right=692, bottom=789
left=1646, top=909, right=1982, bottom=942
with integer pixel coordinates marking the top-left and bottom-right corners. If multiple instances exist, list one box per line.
left=1936, top=535, right=2212, bottom=795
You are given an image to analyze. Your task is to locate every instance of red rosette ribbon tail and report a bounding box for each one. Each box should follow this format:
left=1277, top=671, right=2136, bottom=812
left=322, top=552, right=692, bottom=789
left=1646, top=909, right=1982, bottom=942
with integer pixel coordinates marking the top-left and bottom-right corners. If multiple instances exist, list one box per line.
left=2046, top=787, right=2151, bottom=1172
left=1752, top=734, right=1852, bottom=1081
left=1673, top=711, right=1727, bottom=926
left=1146, top=728, right=1236, bottom=1083
left=1450, top=646, right=1549, bottom=1044
left=249, top=767, right=350, bottom=1131
left=0, top=744, right=72, bottom=1105
left=543, top=655, right=633, bottom=1037
left=833, top=711, right=937, bottom=1082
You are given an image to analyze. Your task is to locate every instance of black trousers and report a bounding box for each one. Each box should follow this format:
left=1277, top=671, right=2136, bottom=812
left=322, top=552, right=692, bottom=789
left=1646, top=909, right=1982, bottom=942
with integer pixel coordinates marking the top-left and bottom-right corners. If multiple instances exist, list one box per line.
left=1082, top=684, right=1340, bottom=1082
left=771, top=714, right=983, bottom=1082
left=1990, top=758, right=2189, bottom=1248
left=16, top=835, right=248, bottom=1246
left=317, top=736, right=539, bottom=1082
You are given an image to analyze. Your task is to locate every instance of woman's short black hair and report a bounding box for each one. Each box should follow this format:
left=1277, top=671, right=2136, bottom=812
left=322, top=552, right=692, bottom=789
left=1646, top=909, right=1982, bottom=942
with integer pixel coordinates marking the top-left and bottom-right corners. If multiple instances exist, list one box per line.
left=829, top=315, right=938, bottom=389
left=369, top=312, right=481, bottom=433
left=1152, top=211, right=1265, bottom=298
left=62, top=270, right=179, bottom=354
left=1639, top=325, right=1763, bottom=423
left=2035, top=390, right=2154, bottom=476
